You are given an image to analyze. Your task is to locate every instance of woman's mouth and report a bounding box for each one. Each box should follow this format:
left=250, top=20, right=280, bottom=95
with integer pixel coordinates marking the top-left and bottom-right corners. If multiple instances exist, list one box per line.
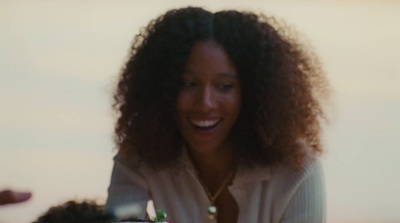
left=189, top=119, right=221, bottom=129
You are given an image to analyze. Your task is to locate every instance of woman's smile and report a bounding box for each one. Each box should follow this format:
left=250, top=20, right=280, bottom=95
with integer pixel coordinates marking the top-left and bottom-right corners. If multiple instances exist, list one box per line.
left=189, top=118, right=221, bottom=128
left=189, top=117, right=222, bottom=136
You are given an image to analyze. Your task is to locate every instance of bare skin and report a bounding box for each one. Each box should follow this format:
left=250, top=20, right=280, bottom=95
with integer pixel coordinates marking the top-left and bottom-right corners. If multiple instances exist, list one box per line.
left=0, top=189, right=32, bottom=205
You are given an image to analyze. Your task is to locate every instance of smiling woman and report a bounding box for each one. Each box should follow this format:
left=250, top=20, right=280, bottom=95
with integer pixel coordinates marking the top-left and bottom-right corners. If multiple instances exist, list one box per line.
left=106, top=6, right=329, bottom=223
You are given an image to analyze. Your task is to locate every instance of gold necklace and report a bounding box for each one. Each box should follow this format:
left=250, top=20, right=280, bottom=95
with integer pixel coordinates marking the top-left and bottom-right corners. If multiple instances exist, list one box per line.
left=197, top=168, right=237, bottom=220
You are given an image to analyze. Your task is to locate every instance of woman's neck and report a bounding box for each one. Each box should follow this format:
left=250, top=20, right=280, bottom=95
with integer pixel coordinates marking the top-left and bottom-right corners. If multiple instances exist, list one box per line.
left=188, top=143, right=236, bottom=182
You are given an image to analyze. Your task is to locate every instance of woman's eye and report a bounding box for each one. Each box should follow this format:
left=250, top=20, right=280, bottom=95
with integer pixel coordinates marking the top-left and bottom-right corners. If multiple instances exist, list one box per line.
left=182, top=81, right=196, bottom=88
left=219, top=83, right=233, bottom=90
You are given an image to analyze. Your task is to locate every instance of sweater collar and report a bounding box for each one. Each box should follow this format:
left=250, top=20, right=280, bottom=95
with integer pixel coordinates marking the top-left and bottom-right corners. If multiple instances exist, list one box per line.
left=177, top=147, right=271, bottom=183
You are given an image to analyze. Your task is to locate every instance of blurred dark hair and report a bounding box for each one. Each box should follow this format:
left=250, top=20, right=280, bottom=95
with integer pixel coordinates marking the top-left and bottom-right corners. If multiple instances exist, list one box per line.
left=113, top=7, right=329, bottom=169
left=32, top=200, right=104, bottom=223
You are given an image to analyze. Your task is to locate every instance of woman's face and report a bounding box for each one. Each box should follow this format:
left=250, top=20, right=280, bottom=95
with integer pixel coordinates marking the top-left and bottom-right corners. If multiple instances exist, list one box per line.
left=175, top=40, right=242, bottom=156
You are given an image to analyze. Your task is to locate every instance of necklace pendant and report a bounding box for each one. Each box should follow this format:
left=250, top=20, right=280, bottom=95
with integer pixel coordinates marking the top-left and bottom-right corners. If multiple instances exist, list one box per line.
left=207, top=205, right=218, bottom=220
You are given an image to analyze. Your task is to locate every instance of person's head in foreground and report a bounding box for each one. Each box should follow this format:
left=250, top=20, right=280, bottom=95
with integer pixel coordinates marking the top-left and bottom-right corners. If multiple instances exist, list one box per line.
left=32, top=200, right=104, bottom=223
left=32, top=200, right=171, bottom=223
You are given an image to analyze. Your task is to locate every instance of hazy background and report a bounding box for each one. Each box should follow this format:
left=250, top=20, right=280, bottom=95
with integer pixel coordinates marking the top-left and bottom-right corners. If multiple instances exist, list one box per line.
left=1, top=0, right=399, bottom=222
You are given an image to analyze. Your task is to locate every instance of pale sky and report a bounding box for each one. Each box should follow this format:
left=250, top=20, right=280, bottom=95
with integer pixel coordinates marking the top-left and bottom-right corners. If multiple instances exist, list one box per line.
left=1, top=1, right=399, bottom=223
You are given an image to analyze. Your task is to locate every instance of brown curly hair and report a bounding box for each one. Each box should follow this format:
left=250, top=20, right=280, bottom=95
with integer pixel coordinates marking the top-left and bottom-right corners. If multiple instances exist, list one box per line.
left=113, top=7, right=329, bottom=169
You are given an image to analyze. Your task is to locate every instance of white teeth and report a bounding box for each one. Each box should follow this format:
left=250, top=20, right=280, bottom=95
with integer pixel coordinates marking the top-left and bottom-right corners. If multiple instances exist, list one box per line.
left=190, top=119, right=220, bottom=127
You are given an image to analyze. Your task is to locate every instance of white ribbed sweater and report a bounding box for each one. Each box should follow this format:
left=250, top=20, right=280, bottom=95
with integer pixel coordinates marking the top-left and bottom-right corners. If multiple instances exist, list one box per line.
left=105, top=151, right=326, bottom=223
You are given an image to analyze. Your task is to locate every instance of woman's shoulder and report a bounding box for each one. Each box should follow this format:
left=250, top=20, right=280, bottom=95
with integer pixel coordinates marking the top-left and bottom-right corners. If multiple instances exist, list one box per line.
left=268, top=156, right=325, bottom=198
left=112, top=152, right=182, bottom=176
left=271, top=139, right=324, bottom=183
left=268, top=157, right=326, bottom=222
left=278, top=157, right=322, bottom=176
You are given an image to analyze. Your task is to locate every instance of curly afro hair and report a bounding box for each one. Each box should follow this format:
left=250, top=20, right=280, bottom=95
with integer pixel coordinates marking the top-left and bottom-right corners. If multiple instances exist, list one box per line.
left=113, top=7, right=329, bottom=169
left=32, top=200, right=104, bottom=223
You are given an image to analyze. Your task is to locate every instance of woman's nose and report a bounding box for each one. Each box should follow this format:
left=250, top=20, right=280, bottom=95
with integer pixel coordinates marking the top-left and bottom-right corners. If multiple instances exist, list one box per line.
left=195, top=86, right=216, bottom=111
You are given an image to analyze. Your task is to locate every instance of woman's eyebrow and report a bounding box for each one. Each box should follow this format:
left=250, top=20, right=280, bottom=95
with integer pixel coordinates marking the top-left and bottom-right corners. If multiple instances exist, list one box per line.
left=182, top=70, right=238, bottom=78
left=182, top=69, right=197, bottom=75
left=218, top=72, right=238, bottom=78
